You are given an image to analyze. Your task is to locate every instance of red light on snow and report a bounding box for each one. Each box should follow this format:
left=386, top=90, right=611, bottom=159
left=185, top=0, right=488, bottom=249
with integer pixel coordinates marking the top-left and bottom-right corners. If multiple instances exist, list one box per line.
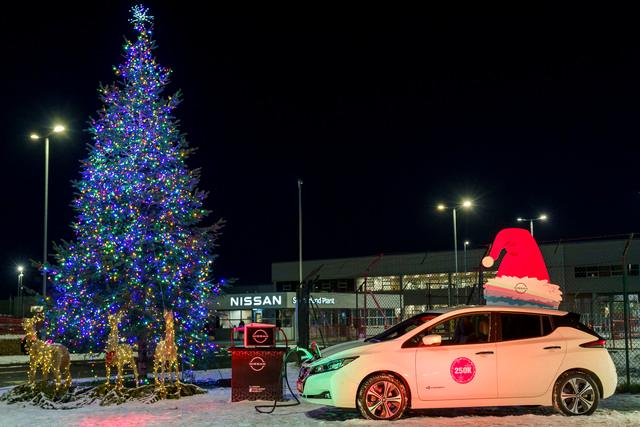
left=79, top=414, right=168, bottom=427
left=580, top=339, right=606, bottom=348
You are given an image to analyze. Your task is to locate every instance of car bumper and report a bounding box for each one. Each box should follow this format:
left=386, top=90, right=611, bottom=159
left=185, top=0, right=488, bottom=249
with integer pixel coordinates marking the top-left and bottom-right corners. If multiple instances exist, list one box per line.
left=297, top=365, right=360, bottom=408
left=602, top=352, right=618, bottom=398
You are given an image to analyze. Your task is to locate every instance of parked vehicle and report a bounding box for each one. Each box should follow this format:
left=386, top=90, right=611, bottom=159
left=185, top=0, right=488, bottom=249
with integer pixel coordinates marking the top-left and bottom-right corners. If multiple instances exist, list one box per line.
left=297, top=305, right=617, bottom=420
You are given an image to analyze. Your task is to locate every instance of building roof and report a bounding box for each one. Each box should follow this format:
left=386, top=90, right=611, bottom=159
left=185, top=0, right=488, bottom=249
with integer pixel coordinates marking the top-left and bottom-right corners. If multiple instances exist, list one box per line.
left=272, top=235, right=638, bottom=282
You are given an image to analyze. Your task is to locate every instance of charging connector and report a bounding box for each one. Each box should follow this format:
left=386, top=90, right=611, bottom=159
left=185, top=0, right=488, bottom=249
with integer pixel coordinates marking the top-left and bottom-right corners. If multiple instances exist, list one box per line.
left=254, top=328, right=302, bottom=414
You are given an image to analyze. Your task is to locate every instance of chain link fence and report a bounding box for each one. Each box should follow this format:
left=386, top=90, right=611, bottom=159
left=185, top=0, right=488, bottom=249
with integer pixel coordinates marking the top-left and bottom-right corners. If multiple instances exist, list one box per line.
left=570, top=293, right=640, bottom=388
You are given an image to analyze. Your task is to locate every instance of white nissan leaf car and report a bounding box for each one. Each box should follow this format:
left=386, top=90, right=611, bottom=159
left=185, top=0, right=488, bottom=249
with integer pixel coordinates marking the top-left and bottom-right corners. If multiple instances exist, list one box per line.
left=297, top=306, right=617, bottom=420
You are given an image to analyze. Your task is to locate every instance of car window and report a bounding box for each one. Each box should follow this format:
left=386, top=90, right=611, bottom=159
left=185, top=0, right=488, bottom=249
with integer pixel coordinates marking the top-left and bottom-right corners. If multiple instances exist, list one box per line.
left=365, top=312, right=441, bottom=343
left=500, top=313, right=547, bottom=341
left=553, top=312, right=602, bottom=339
left=542, top=316, right=553, bottom=336
left=403, top=313, right=491, bottom=347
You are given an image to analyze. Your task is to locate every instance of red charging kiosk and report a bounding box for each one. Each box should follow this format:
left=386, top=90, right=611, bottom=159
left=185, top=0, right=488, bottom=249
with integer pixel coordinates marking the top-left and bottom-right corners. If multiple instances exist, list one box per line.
left=230, top=323, right=286, bottom=402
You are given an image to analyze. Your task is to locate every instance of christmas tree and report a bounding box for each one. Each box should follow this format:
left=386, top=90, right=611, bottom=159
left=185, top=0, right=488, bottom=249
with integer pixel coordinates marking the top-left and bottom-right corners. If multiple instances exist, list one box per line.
left=48, top=5, right=223, bottom=370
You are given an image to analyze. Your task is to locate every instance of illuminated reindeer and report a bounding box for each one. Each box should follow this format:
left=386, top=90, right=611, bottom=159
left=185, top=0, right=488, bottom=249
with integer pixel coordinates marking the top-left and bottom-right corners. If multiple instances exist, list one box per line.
left=105, top=311, right=139, bottom=388
left=153, top=310, right=180, bottom=385
left=22, top=313, right=71, bottom=391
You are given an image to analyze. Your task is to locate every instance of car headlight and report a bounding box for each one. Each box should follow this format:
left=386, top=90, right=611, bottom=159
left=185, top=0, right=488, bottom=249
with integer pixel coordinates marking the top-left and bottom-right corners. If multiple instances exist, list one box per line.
left=310, top=356, right=359, bottom=375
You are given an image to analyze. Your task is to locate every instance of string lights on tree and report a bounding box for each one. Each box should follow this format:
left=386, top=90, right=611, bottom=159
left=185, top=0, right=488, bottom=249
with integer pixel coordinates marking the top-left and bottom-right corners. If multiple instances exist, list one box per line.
left=47, top=4, right=223, bottom=373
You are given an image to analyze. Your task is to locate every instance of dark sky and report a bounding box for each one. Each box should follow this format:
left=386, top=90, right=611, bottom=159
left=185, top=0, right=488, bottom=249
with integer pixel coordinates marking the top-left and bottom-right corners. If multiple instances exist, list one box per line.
left=1, top=3, right=639, bottom=297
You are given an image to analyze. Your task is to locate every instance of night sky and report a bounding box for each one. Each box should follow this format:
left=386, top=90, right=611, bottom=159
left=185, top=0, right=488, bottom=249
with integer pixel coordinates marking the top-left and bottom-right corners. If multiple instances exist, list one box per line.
left=1, top=4, right=639, bottom=297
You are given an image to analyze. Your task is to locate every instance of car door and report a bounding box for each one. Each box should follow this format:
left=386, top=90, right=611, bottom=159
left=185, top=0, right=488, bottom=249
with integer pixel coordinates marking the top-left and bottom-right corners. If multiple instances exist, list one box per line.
left=495, top=313, right=566, bottom=398
left=410, top=312, right=498, bottom=401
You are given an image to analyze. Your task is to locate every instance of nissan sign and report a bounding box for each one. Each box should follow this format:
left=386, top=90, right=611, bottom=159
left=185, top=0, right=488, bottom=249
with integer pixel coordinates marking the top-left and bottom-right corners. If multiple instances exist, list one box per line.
left=230, top=295, right=283, bottom=307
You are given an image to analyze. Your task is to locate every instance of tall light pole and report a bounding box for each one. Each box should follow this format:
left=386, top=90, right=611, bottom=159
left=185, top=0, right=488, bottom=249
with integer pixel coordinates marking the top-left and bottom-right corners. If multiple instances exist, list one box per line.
left=298, top=179, right=303, bottom=288
left=438, top=200, right=473, bottom=306
left=296, top=178, right=303, bottom=342
left=30, top=124, right=65, bottom=299
left=463, top=241, right=470, bottom=304
left=516, top=214, right=547, bottom=237
left=17, top=266, right=24, bottom=317
left=464, top=241, right=470, bottom=276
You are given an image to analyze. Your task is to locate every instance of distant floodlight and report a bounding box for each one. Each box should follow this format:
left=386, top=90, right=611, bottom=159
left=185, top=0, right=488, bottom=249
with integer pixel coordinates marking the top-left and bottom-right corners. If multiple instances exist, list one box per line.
left=18, top=265, right=24, bottom=273
left=517, top=214, right=547, bottom=237
left=437, top=204, right=446, bottom=211
left=30, top=133, right=40, bottom=140
left=53, top=125, right=65, bottom=133
left=462, top=200, right=472, bottom=208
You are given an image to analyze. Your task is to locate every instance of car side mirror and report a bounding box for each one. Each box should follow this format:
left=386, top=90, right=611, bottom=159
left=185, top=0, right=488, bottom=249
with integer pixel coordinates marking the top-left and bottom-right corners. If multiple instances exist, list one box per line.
left=422, top=334, right=442, bottom=346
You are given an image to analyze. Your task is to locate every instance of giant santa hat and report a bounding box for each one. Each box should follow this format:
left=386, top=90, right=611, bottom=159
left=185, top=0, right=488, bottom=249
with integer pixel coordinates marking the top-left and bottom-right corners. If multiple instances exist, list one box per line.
left=481, top=228, right=562, bottom=308
left=482, top=228, right=549, bottom=281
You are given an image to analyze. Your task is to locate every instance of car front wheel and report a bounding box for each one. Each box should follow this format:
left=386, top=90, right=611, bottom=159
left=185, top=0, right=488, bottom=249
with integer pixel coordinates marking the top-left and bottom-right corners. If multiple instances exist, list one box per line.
left=357, top=373, right=408, bottom=420
left=553, top=371, right=600, bottom=416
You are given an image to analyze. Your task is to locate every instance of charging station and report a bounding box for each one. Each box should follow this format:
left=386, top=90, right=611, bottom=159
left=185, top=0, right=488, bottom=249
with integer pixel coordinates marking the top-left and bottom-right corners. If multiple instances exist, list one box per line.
left=230, top=323, right=286, bottom=402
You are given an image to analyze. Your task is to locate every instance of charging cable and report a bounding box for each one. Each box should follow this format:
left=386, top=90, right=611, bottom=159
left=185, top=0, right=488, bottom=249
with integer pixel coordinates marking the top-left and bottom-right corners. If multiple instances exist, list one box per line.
left=254, top=328, right=302, bottom=414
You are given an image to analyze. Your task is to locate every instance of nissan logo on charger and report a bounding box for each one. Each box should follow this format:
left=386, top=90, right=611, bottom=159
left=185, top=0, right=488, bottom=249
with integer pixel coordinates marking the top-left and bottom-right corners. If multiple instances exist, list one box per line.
left=249, top=356, right=266, bottom=372
left=252, top=329, right=269, bottom=344
left=244, top=323, right=276, bottom=347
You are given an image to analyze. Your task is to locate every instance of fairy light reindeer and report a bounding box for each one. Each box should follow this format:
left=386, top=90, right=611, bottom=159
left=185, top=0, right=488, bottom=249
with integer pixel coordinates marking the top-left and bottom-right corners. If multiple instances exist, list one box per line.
left=105, top=311, right=139, bottom=388
left=22, top=313, right=71, bottom=391
left=153, top=310, right=180, bottom=385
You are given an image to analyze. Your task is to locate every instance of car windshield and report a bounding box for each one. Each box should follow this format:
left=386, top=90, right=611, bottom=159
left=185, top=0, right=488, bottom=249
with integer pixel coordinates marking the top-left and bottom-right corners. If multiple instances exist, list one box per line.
left=364, top=312, right=442, bottom=342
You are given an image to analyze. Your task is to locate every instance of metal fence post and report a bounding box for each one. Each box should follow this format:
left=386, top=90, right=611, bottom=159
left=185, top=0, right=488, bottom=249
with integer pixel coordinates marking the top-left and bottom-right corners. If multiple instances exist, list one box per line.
left=622, top=233, right=633, bottom=388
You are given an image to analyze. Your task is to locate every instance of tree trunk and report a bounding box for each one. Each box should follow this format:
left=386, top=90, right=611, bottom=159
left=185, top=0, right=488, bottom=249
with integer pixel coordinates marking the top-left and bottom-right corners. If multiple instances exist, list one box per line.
left=137, top=334, right=151, bottom=380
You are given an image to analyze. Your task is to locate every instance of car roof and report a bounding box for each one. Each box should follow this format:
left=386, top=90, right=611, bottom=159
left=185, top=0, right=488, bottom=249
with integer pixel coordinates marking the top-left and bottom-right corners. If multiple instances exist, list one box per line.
left=439, top=305, right=569, bottom=316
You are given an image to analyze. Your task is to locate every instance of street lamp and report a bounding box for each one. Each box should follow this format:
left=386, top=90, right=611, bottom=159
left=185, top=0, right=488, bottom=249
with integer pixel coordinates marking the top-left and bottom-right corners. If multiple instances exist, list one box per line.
left=437, top=200, right=473, bottom=305
left=516, top=214, right=547, bottom=237
left=17, top=266, right=24, bottom=317
left=30, top=124, right=65, bottom=298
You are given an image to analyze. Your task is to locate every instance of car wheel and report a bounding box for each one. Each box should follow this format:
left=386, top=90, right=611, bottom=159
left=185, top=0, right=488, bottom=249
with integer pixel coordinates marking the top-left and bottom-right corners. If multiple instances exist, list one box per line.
left=357, top=373, right=408, bottom=420
left=553, top=371, right=599, bottom=416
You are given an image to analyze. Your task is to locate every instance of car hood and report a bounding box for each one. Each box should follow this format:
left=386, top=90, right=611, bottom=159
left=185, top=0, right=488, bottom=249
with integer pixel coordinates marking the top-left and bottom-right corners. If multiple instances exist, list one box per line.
left=316, top=339, right=370, bottom=359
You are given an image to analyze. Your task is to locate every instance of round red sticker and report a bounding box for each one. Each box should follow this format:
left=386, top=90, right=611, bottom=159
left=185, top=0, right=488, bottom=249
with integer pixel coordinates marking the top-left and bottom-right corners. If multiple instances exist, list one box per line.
left=450, top=357, right=476, bottom=384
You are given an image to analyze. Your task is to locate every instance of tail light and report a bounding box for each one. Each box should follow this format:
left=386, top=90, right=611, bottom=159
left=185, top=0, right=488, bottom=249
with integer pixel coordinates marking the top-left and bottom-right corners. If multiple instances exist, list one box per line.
left=580, top=339, right=606, bottom=348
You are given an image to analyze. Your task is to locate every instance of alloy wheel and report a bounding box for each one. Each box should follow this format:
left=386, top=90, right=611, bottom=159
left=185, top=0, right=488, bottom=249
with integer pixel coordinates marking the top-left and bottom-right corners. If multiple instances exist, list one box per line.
left=559, top=377, right=596, bottom=415
left=365, top=380, right=404, bottom=419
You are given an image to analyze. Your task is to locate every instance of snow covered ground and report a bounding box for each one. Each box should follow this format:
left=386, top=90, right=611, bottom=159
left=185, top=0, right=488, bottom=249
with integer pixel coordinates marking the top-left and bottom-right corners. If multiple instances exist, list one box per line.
left=1, top=365, right=639, bottom=427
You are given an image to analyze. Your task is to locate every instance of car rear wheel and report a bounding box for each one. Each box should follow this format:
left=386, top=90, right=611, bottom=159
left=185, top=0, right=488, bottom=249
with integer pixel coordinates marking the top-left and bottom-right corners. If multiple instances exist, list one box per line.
left=553, top=371, right=599, bottom=416
left=357, top=373, right=408, bottom=420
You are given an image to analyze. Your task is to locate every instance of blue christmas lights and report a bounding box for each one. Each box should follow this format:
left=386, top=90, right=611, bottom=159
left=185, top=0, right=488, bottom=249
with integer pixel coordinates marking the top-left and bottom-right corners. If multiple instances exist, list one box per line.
left=48, top=5, right=222, bottom=368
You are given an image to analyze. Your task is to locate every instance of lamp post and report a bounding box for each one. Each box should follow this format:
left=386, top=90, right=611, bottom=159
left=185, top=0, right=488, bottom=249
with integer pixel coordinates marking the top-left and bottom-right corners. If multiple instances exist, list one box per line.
left=17, top=266, right=24, bottom=317
left=298, top=179, right=303, bottom=292
left=516, top=214, right=547, bottom=237
left=463, top=241, right=470, bottom=304
left=464, top=241, right=470, bottom=275
left=30, top=124, right=65, bottom=299
left=296, top=178, right=303, bottom=343
left=438, top=200, right=473, bottom=306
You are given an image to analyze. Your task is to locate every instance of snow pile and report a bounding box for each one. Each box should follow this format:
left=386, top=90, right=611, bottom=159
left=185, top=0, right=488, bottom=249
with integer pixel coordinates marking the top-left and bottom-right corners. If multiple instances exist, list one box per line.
left=1, top=382, right=206, bottom=409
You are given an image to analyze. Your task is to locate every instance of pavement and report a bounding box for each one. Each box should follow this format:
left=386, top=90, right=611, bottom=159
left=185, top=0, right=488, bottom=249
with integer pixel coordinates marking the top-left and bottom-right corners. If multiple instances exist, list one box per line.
left=0, top=359, right=107, bottom=387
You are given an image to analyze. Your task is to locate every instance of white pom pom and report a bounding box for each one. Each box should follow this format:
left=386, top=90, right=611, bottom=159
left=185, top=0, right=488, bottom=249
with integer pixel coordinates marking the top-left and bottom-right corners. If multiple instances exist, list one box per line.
left=482, top=256, right=494, bottom=268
